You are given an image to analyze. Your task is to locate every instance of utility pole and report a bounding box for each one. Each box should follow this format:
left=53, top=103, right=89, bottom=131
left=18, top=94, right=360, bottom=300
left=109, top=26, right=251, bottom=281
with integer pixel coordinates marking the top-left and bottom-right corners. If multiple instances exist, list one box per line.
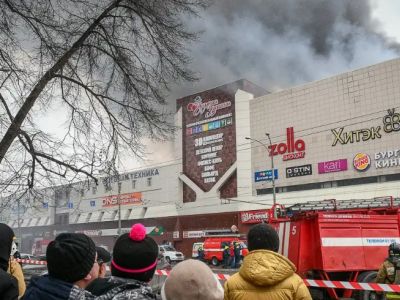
left=265, top=133, right=277, bottom=212
left=245, top=135, right=278, bottom=218
left=17, top=197, right=21, bottom=250
left=117, top=181, right=122, bottom=236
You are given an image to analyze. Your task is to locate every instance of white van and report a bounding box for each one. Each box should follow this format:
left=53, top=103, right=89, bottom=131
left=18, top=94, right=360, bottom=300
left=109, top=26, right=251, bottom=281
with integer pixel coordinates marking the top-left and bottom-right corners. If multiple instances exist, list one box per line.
left=158, top=245, right=184, bottom=263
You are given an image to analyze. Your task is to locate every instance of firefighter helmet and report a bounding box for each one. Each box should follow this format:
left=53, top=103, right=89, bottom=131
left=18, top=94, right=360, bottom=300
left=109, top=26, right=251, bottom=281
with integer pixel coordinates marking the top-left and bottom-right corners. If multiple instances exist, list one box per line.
left=389, top=242, right=400, bottom=257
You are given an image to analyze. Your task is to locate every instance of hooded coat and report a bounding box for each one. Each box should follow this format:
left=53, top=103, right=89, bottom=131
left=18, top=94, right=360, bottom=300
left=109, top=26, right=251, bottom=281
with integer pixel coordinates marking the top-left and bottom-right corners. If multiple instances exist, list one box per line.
left=224, top=250, right=311, bottom=300
left=0, top=223, right=19, bottom=300
left=91, top=277, right=157, bottom=300
left=23, top=275, right=95, bottom=300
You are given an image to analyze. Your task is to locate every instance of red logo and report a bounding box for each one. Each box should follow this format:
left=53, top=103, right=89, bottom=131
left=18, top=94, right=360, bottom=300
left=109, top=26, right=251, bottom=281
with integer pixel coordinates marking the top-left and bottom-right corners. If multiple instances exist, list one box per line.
left=268, top=127, right=305, bottom=161
left=187, top=96, right=231, bottom=118
left=353, top=153, right=371, bottom=172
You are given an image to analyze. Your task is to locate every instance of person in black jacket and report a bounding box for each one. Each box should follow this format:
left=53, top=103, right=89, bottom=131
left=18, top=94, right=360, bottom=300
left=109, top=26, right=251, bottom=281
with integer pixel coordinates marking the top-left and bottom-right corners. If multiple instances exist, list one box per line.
left=223, top=244, right=230, bottom=269
left=0, top=223, right=19, bottom=300
left=23, top=232, right=99, bottom=300
left=86, top=223, right=158, bottom=299
left=95, top=246, right=111, bottom=279
left=233, top=241, right=242, bottom=268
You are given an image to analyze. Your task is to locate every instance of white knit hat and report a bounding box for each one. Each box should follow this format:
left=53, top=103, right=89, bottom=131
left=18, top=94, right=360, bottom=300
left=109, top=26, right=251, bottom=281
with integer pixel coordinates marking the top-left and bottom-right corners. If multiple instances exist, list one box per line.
left=161, top=259, right=224, bottom=300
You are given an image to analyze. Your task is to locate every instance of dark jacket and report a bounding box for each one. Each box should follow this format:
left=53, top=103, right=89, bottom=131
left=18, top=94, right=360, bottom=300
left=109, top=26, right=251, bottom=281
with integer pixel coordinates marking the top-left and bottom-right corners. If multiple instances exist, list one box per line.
left=0, top=269, right=18, bottom=300
left=223, top=247, right=230, bottom=259
left=23, top=275, right=94, bottom=300
left=92, top=277, right=157, bottom=300
left=0, top=223, right=19, bottom=300
left=234, top=244, right=241, bottom=257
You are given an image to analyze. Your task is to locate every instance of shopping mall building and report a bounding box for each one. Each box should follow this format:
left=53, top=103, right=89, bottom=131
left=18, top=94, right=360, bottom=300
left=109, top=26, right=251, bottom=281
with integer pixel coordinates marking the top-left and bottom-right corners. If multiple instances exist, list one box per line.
left=3, top=57, right=400, bottom=256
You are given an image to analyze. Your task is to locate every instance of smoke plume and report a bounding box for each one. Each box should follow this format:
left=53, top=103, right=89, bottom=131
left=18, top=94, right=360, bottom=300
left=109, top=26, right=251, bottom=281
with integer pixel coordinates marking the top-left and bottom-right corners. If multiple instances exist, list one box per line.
left=175, top=0, right=399, bottom=94
left=137, top=0, right=400, bottom=168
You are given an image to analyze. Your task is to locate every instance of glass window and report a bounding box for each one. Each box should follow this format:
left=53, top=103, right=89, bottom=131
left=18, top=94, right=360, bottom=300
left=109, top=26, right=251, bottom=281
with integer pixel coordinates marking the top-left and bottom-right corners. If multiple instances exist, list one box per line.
left=163, top=246, right=176, bottom=251
left=92, top=186, right=97, bottom=195
left=132, top=180, right=136, bottom=189
left=147, top=177, right=152, bottom=187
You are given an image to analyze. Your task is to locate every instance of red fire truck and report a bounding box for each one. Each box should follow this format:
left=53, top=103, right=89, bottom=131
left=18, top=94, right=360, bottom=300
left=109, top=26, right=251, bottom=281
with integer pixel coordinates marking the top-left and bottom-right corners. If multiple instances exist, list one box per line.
left=267, top=196, right=400, bottom=300
left=198, top=230, right=249, bottom=266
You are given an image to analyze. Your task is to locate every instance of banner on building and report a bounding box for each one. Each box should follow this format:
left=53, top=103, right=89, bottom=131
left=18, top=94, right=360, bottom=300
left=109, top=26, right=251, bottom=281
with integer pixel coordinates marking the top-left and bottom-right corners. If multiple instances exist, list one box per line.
left=254, top=169, right=278, bottom=182
left=84, top=226, right=164, bottom=237
left=183, top=231, right=205, bottom=238
left=102, top=192, right=142, bottom=207
left=240, top=210, right=270, bottom=224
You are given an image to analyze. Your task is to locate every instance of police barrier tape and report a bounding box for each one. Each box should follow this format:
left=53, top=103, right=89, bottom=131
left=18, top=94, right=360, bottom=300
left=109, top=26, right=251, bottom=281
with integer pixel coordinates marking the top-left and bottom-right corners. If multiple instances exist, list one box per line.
left=17, top=259, right=46, bottom=265
left=17, top=259, right=400, bottom=292
left=303, top=279, right=400, bottom=293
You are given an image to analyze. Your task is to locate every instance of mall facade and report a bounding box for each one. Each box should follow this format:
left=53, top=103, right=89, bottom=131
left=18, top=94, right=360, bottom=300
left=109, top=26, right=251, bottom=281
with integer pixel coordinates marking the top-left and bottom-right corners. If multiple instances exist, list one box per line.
left=3, top=58, right=400, bottom=256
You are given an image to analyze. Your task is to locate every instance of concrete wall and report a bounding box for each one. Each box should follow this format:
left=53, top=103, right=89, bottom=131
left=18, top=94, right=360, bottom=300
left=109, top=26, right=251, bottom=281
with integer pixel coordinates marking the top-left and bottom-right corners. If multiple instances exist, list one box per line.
left=249, top=58, right=400, bottom=191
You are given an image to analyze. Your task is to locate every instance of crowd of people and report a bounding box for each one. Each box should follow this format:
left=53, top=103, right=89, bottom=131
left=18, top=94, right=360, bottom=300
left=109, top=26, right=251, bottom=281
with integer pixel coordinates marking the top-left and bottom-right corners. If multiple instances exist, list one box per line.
left=0, top=222, right=312, bottom=300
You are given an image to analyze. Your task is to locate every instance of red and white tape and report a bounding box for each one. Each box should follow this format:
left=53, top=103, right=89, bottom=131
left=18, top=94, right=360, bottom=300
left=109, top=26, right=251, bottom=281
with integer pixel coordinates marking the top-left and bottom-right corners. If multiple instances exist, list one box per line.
left=17, top=259, right=47, bottom=265
left=17, top=259, right=400, bottom=292
left=304, top=279, right=400, bottom=293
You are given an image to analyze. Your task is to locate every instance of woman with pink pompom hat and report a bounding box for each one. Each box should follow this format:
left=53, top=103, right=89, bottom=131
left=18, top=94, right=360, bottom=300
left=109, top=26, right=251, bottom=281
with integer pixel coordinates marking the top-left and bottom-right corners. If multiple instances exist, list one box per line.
left=86, top=223, right=159, bottom=299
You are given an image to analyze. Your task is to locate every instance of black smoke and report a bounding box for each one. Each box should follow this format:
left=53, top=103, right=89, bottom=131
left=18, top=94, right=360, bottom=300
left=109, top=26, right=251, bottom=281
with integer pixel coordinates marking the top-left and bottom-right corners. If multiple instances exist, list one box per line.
left=171, top=0, right=400, bottom=97
left=133, top=0, right=400, bottom=168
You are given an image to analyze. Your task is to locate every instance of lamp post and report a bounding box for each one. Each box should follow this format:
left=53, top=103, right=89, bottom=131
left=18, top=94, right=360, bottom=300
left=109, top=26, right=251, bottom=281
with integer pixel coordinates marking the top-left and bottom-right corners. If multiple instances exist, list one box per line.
left=265, top=133, right=277, bottom=208
left=245, top=135, right=277, bottom=218
left=117, top=181, right=122, bottom=236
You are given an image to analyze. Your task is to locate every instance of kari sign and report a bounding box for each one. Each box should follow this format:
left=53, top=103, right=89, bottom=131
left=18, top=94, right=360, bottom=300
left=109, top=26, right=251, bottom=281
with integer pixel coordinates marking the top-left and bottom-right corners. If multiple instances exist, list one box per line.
left=268, top=127, right=306, bottom=161
left=102, top=192, right=142, bottom=207
left=318, top=159, right=348, bottom=174
left=254, top=169, right=278, bottom=182
left=241, top=210, right=269, bottom=224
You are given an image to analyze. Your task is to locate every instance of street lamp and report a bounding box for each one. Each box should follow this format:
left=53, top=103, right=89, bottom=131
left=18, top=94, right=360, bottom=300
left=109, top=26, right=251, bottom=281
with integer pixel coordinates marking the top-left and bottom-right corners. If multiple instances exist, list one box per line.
left=265, top=133, right=277, bottom=208
left=245, top=135, right=277, bottom=217
left=117, top=181, right=122, bottom=236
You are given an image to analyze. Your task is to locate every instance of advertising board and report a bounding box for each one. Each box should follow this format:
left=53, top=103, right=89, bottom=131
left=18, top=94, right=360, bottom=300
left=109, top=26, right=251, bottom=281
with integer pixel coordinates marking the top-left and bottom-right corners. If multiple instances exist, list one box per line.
left=286, top=164, right=312, bottom=178
left=318, top=159, right=348, bottom=174
left=240, top=210, right=270, bottom=224
left=254, top=169, right=278, bottom=182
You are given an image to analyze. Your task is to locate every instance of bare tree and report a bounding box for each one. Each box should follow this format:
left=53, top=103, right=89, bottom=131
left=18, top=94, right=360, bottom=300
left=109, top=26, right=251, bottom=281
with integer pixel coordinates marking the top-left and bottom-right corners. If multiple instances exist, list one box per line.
left=0, top=0, right=207, bottom=196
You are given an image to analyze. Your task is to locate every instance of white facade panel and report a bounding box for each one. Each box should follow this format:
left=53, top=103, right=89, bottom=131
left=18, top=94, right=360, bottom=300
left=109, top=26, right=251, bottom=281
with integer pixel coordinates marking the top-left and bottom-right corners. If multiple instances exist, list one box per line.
left=249, top=58, right=400, bottom=196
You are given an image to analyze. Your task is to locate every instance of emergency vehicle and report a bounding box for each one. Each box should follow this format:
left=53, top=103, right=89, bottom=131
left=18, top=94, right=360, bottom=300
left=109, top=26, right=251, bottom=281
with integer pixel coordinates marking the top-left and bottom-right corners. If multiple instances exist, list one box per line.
left=267, top=196, right=400, bottom=300
left=31, top=238, right=51, bottom=257
left=201, top=230, right=249, bottom=266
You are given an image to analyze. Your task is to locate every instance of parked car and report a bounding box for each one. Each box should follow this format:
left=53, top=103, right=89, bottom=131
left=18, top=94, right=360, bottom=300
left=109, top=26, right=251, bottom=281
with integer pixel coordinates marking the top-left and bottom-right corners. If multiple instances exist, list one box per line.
left=158, top=245, right=184, bottom=263
left=19, top=253, right=34, bottom=260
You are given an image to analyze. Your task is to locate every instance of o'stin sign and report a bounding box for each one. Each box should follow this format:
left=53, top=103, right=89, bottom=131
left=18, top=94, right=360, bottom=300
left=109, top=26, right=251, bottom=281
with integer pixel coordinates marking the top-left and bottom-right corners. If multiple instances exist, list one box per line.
left=353, top=153, right=371, bottom=172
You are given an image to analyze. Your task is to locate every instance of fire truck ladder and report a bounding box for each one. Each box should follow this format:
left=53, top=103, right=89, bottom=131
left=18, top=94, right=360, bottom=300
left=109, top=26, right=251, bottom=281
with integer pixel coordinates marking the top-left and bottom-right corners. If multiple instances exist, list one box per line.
left=286, top=196, right=400, bottom=214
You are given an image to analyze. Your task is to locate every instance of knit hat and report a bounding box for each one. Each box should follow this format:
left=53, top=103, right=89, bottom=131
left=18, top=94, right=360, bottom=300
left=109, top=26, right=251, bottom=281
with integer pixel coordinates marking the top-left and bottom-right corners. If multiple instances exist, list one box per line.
left=46, top=233, right=96, bottom=283
left=247, top=223, right=279, bottom=252
left=96, top=246, right=111, bottom=264
left=161, top=259, right=224, bottom=300
left=111, top=223, right=158, bottom=282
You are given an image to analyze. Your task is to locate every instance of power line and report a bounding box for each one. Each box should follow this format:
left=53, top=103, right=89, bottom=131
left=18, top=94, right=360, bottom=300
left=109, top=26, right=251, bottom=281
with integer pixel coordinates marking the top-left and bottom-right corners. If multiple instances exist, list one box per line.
left=116, top=104, right=400, bottom=172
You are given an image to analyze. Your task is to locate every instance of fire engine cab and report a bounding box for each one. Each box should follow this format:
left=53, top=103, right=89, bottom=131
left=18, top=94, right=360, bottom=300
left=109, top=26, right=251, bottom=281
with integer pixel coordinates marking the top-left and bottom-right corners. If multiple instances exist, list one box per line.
left=267, top=196, right=400, bottom=300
